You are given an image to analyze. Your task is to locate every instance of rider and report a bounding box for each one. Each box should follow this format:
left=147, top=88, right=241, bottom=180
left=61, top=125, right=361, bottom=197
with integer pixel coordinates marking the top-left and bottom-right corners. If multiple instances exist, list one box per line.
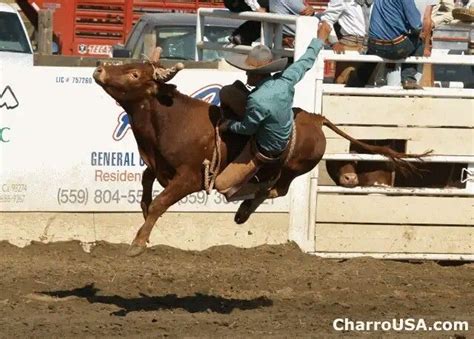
left=215, top=37, right=324, bottom=199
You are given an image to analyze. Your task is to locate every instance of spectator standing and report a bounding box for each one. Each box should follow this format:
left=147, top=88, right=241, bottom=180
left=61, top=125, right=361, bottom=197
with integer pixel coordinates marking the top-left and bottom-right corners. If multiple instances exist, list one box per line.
left=269, top=0, right=316, bottom=47
left=317, top=0, right=373, bottom=83
left=412, top=0, right=437, bottom=87
left=432, top=0, right=455, bottom=26
left=225, top=0, right=269, bottom=45
left=452, top=1, right=474, bottom=21
left=356, top=0, right=425, bottom=89
left=414, top=0, right=437, bottom=57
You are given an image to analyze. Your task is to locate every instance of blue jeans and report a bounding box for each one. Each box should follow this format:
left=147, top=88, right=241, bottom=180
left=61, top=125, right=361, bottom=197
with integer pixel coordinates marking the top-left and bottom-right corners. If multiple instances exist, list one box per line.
left=368, top=34, right=424, bottom=82
left=352, top=34, right=424, bottom=86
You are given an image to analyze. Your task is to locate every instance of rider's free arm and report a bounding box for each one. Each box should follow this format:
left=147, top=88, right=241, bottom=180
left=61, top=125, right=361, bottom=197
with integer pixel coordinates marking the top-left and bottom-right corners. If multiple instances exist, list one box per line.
left=280, top=38, right=324, bottom=86
left=226, top=38, right=323, bottom=135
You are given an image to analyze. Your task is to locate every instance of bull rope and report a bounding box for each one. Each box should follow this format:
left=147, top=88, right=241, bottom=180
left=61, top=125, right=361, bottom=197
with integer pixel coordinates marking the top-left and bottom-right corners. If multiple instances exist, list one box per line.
left=203, top=121, right=222, bottom=194
left=283, top=125, right=297, bottom=166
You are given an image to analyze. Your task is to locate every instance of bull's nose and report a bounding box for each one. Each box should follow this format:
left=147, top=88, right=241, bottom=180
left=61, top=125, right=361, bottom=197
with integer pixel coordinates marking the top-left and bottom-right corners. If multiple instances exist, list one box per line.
left=340, top=173, right=359, bottom=187
left=93, top=66, right=106, bottom=83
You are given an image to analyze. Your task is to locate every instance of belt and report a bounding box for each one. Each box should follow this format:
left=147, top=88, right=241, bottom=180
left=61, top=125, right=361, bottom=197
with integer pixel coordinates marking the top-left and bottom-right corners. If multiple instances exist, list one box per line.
left=340, top=35, right=365, bottom=44
left=369, top=35, right=406, bottom=46
left=254, top=125, right=296, bottom=165
left=255, top=142, right=283, bottom=163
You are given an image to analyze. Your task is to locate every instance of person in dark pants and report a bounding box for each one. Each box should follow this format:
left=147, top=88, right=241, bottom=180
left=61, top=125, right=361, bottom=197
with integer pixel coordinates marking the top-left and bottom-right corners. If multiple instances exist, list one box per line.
left=353, top=0, right=425, bottom=89
left=224, top=0, right=269, bottom=45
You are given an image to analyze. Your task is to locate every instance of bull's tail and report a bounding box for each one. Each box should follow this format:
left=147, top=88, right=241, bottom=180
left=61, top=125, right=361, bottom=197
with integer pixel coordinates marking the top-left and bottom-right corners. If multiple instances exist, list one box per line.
left=321, top=116, right=432, bottom=175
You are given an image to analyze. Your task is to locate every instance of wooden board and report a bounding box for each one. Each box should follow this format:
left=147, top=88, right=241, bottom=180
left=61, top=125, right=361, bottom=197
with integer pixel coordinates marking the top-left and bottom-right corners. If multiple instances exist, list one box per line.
left=323, top=126, right=474, bottom=155
left=316, top=194, right=473, bottom=225
left=323, top=95, right=474, bottom=128
left=315, top=223, right=473, bottom=254
left=325, top=138, right=350, bottom=154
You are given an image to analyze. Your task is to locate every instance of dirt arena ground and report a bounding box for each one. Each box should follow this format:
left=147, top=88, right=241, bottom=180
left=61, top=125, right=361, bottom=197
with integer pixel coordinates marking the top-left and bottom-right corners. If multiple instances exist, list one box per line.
left=0, top=241, right=472, bottom=338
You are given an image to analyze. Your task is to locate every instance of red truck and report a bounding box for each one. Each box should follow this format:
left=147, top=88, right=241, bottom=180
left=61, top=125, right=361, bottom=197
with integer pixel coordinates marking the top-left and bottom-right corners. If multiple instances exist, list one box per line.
left=15, top=0, right=329, bottom=57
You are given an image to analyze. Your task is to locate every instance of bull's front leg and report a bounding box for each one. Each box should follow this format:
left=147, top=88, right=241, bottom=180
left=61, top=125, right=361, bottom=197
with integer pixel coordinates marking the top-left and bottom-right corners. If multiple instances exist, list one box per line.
left=140, top=167, right=155, bottom=219
left=127, top=169, right=200, bottom=257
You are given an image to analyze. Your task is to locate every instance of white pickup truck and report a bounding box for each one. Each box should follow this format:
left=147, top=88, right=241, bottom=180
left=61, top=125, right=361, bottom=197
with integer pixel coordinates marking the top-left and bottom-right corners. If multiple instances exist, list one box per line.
left=0, top=2, right=33, bottom=66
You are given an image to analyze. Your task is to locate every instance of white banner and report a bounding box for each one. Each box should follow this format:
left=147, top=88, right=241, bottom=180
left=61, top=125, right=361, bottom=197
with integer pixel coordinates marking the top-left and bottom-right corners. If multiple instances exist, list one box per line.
left=0, top=65, right=290, bottom=212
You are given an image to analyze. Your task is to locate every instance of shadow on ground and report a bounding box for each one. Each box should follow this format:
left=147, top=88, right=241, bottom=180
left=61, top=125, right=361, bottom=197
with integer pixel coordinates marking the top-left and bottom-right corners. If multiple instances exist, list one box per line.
left=39, top=284, right=273, bottom=316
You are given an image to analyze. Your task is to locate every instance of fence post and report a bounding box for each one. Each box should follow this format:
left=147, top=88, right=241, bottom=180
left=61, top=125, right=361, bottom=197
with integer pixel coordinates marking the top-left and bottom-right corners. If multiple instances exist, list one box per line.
left=420, top=63, right=434, bottom=87
left=38, top=9, right=53, bottom=55
left=195, top=9, right=205, bottom=61
left=287, top=16, right=320, bottom=253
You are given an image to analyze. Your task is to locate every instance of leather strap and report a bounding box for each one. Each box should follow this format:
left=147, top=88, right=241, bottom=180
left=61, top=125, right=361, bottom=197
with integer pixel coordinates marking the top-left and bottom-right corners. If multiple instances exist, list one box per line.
left=369, top=35, right=407, bottom=45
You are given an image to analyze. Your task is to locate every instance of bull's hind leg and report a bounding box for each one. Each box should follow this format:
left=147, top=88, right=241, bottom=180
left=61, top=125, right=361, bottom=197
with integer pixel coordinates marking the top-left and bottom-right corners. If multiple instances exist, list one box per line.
left=127, top=169, right=199, bottom=257
left=140, top=167, right=155, bottom=219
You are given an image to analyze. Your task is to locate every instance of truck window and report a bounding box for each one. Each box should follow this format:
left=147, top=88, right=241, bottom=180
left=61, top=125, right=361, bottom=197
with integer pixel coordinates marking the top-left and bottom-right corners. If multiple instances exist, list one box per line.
left=133, top=25, right=235, bottom=61
left=0, top=12, right=31, bottom=54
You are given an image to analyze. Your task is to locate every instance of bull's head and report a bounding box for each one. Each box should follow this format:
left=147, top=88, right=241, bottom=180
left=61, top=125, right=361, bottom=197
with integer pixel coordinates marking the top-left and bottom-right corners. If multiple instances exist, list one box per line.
left=93, top=47, right=184, bottom=103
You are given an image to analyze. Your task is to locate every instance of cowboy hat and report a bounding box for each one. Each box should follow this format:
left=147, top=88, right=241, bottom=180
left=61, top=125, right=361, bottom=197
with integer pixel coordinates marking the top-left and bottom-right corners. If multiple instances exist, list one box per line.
left=453, top=7, right=474, bottom=23
left=226, top=45, right=288, bottom=73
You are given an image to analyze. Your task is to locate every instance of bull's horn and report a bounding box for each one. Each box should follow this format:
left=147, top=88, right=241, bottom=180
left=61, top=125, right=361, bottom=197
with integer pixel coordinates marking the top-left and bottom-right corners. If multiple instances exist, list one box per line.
left=150, top=47, right=162, bottom=63
left=153, top=63, right=185, bottom=82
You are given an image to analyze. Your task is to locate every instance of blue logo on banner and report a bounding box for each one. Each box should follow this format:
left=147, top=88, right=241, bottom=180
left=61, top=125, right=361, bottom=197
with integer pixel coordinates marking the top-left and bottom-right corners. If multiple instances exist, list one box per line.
left=0, top=86, right=19, bottom=110
left=113, top=111, right=131, bottom=141
left=190, top=84, right=222, bottom=106
left=113, top=84, right=223, bottom=141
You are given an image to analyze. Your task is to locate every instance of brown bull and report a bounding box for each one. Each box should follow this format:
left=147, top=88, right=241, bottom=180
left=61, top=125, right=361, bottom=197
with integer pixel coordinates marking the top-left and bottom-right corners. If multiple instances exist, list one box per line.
left=93, top=50, right=427, bottom=257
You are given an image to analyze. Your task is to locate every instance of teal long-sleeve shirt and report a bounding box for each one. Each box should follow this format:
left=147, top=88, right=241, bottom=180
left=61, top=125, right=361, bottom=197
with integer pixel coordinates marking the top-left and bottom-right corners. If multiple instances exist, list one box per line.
left=228, top=38, right=324, bottom=153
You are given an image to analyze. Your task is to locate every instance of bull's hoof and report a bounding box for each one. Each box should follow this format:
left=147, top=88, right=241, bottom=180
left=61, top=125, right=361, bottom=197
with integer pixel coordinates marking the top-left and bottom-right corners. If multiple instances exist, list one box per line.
left=126, top=243, right=147, bottom=257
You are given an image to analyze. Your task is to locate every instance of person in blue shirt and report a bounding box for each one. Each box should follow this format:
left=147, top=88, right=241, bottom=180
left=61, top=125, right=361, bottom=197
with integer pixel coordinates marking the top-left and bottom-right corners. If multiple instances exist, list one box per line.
left=354, top=0, right=426, bottom=89
left=215, top=38, right=324, bottom=199
left=270, top=0, right=316, bottom=48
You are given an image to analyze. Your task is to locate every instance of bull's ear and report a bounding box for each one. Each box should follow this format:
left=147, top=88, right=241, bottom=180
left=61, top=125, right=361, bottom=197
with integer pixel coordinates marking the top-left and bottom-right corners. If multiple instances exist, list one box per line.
left=150, top=47, right=162, bottom=63
left=156, top=84, right=176, bottom=107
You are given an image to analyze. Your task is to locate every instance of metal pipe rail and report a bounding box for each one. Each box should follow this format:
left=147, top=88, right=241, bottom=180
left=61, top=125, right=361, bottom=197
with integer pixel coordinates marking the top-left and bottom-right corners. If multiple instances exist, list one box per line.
left=310, top=252, right=474, bottom=261
left=322, top=154, right=474, bottom=163
left=320, top=156, right=474, bottom=196
left=316, top=186, right=472, bottom=196
left=322, top=84, right=474, bottom=98
left=319, top=50, right=474, bottom=65
left=196, top=42, right=293, bottom=57
left=198, top=8, right=301, bottom=24
left=195, top=8, right=307, bottom=60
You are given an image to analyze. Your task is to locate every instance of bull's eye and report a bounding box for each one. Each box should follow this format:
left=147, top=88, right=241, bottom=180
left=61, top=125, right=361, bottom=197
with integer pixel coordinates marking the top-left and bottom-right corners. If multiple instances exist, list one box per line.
left=130, top=71, right=139, bottom=79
